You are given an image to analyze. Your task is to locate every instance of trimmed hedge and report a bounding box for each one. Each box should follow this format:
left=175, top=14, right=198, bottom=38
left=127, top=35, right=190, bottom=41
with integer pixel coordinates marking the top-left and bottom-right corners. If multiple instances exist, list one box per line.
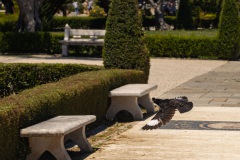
left=0, top=63, right=103, bottom=98
left=144, top=35, right=219, bottom=59
left=0, top=32, right=52, bottom=53
left=0, top=32, right=103, bottom=56
left=0, top=69, right=146, bottom=160
left=0, top=31, right=226, bottom=59
left=0, top=14, right=17, bottom=32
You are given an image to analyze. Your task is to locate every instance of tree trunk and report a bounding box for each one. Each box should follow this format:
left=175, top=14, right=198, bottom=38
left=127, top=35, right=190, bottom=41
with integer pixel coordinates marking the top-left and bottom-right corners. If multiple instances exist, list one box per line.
left=16, top=0, right=44, bottom=32
left=149, top=0, right=169, bottom=30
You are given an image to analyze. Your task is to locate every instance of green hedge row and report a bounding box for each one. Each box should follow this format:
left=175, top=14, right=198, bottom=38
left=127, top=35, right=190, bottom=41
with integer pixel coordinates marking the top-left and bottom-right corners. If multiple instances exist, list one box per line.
left=0, top=15, right=17, bottom=32
left=1, top=31, right=238, bottom=59
left=0, top=63, right=103, bottom=98
left=144, top=35, right=219, bottom=59
left=0, top=32, right=52, bottom=53
left=0, top=32, right=103, bottom=56
left=0, top=69, right=146, bottom=160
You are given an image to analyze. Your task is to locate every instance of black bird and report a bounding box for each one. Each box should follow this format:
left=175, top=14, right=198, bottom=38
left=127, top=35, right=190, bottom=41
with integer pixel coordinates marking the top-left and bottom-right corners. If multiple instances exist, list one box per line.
left=142, top=96, right=193, bottom=130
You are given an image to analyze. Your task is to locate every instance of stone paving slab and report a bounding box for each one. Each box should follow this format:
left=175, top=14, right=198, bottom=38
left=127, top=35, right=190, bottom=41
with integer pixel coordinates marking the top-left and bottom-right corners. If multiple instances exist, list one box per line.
left=160, top=61, right=240, bottom=107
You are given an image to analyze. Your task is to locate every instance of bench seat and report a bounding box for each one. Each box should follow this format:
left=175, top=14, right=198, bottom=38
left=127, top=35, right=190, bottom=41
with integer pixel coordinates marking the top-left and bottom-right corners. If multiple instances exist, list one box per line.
left=106, top=84, right=158, bottom=121
left=21, top=115, right=96, bottom=160
left=60, top=38, right=104, bottom=46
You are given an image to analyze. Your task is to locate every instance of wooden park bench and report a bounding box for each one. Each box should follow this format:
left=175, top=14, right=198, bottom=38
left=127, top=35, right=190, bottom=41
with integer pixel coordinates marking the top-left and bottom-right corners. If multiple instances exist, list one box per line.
left=20, top=115, right=96, bottom=160
left=59, top=24, right=106, bottom=57
left=106, top=84, right=158, bottom=121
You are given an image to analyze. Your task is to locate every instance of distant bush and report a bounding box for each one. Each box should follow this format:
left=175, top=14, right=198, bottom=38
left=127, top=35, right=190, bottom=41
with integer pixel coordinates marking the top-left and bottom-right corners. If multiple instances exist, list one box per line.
left=0, top=14, right=17, bottom=32
left=176, top=0, right=193, bottom=30
left=89, top=5, right=106, bottom=17
left=0, top=32, right=51, bottom=53
left=144, top=35, right=219, bottom=59
left=46, top=16, right=107, bottom=31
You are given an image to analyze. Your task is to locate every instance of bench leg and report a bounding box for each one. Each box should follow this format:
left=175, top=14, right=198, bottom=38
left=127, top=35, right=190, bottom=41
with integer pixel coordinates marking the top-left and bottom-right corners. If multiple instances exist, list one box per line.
left=65, top=126, right=93, bottom=153
left=138, top=93, right=155, bottom=113
left=27, top=136, right=71, bottom=160
left=106, top=96, right=143, bottom=121
left=62, top=44, right=68, bottom=57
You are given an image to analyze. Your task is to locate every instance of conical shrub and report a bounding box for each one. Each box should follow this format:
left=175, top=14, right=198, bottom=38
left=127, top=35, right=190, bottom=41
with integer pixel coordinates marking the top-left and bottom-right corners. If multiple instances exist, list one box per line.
left=217, top=0, right=240, bottom=59
left=176, top=0, right=193, bottom=30
left=103, top=0, right=150, bottom=81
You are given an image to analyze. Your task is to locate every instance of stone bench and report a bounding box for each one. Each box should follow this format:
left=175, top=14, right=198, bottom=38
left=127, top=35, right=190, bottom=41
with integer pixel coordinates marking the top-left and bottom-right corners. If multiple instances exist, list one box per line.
left=106, top=84, right=158, bottom=121
left=20, top=115, right=96, bottom=160
left=59, top=24, right=106, bottom=57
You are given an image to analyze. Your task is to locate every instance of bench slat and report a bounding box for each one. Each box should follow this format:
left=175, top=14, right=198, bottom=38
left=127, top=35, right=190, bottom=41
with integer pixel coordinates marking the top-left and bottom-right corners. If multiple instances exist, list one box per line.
left=70, top=29, right=106, bottom=36
left=20, top=115, right=96, bottom=137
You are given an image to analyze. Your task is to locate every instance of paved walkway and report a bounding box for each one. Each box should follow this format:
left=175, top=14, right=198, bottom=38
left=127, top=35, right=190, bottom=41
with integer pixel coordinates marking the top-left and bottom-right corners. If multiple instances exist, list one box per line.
left=85, top=60, right=240, bottom=160
left=1, top=55, right=240, bottom=159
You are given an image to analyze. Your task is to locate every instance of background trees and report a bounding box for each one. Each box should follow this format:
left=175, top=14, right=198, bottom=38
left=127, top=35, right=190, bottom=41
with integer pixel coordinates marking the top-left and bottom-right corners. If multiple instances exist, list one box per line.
left=15, top=0, right=70, bottom=32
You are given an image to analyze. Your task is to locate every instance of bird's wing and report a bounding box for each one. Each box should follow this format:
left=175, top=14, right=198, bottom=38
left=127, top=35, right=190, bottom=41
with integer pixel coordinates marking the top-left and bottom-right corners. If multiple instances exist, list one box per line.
left=142, top=106, right=176, bottom=130
left=142, top=96, right=193, bottom=130
left=169, top=99, right=193, bottom=113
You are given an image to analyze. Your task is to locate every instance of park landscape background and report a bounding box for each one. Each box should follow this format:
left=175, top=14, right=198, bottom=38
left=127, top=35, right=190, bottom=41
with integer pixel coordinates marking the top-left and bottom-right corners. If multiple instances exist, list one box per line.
left=0, top=0, right=240, bottom=159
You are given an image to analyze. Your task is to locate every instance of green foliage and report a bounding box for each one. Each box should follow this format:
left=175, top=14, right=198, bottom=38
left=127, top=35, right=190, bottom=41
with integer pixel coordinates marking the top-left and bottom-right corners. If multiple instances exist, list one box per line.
left=0, top=14, right=17, bottom=32
left=89, top=5, right=106, bottom=17
left=39, top=0, right=71, bottom=31
left=0, top=69, right=146, bottom=160
left=177, top=0, right=193, bottom=30
left=0, top=32, right=104, bottom=56
left=145, top=29, right=218, bottom=38
left=0, top=32, right=51, bottom=53
left=213, top=0, right=223, bottom=27
left=0, top=63, right=103, bottom=98
left=47, top=16, right=107, bottom=31
left=103, top=0, right=150, bottom=81
left=217, top=0, right=240, bottom=59
left=144, top=34, right=219, bottom=59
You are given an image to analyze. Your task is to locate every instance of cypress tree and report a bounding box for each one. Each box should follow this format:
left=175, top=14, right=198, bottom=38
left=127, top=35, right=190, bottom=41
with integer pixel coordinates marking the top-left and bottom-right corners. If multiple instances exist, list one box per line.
left=103, top=0, right=150, bottom=81
left=218, top=0, right=240, bottom=59
left=176, top=0, right=193, bottom=30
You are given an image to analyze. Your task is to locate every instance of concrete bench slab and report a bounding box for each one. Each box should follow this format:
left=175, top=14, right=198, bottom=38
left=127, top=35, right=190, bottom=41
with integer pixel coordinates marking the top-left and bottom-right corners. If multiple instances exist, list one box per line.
left=106, top=84, right=158, bottom=121
left=20, top=115, right=96, bottom=160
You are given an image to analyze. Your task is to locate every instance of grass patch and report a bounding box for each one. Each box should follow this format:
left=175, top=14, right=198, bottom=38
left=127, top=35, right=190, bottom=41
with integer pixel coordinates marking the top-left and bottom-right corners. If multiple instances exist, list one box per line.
left=144, top=29, right=218, bottom=38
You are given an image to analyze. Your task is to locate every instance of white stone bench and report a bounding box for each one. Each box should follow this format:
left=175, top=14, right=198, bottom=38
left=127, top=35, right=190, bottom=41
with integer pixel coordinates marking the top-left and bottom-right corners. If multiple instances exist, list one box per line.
left=59, top=24, right=106, bottom=57
left=106, top=84, right=158, bottom=121
left=20, top=115, right=96, bottom=160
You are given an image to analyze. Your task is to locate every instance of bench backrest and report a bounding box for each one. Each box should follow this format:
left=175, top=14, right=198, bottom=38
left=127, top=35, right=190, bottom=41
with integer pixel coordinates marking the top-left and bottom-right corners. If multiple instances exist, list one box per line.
left=70, top=29, right=106, bottom=37
left=64, top=24, right=106, bottom=40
